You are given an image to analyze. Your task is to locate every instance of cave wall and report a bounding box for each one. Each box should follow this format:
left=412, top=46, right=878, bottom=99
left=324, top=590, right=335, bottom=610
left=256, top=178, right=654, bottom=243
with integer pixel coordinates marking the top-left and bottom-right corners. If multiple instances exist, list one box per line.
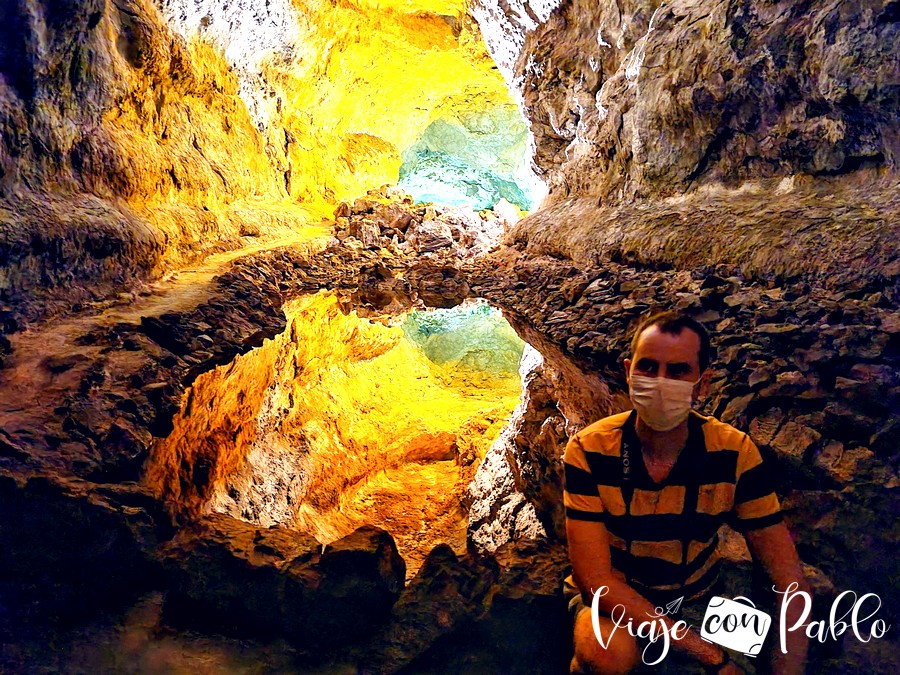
left=473, top=0, right=898, bottom=286
left=476, top=0, right=899, bottom=202
left=0, top=0, right=530, bottom=324
left=465, top=0, right=900, bottom=650
left=0, top=0, right=304, bottom=321
left=467, top=344, right=569, bottom=553
left=156, top=0, right=524, bottom=207
left=398, top=107, right=544, bottom=211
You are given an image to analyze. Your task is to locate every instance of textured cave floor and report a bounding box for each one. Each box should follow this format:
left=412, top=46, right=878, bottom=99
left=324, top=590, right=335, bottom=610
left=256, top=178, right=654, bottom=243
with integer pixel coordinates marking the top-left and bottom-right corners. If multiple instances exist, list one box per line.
left=0, top=230, right=328, bottom=471
left=4, top=591, right=894, bottom=675
left=0, top=592, right=309, bottom=675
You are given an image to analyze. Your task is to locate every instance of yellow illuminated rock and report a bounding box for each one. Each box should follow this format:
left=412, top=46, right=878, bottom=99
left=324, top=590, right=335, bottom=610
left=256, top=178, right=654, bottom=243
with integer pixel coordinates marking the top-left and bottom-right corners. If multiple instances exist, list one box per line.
left=0, top=0, right=523, bottom=307
left=257, top=0, right=518, bottom=208
left=145, top=292, right=521, bottom=573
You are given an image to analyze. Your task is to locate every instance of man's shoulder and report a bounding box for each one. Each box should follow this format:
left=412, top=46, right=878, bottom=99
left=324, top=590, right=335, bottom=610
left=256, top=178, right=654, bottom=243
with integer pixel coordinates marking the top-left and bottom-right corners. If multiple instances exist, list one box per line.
left=579, top=410, right=633, bottom=436
left=574, top=411, right=633, bottom=454
left=691, top=411, right=752, bottom=452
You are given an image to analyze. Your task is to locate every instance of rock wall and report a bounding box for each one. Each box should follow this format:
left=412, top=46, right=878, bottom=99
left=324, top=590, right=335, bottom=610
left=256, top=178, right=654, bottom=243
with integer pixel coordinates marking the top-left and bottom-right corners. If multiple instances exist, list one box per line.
left=470, top=7, right=899, bottom=646
left=477, top=0, right=899, bottom=202
left=0, top=0, right=304, bottom=322
left=154, top=0, right=524, bottom=207
left=398, top=107, right=544, bottom=211
left=466, top=344, right=568, bottom=553
left=473, top=0, right=899, bottom=294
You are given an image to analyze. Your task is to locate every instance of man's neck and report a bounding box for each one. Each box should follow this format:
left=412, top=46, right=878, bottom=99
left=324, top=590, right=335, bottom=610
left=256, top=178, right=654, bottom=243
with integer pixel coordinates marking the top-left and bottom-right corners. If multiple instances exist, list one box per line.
left=634, top=415, right=690, bottom=460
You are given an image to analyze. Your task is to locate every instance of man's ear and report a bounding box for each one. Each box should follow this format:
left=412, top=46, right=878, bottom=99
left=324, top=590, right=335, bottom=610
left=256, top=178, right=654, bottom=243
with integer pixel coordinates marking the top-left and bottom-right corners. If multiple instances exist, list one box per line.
left=623, top=358, right=632, bottom=384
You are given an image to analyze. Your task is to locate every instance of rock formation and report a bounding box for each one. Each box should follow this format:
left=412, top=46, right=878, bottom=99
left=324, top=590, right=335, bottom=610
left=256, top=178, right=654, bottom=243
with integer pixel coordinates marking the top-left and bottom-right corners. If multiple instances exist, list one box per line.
left=475, top=0, right=898, bottom=200
left=0, top=0, right=527, bottom=326
left=467, top=344, right=569, bottom=553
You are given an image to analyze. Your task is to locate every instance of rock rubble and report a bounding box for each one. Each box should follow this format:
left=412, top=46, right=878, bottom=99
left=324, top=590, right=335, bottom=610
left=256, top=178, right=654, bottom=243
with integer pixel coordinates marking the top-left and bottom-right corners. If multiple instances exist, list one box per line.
left=330, top=185, right=519, bottom=259
left=161, top=516, right=405, bottom=648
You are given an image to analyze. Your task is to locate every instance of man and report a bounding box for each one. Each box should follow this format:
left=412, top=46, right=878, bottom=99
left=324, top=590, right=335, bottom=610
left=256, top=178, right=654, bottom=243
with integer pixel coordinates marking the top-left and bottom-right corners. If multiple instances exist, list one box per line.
left=563, top=311, right=810, bottom=674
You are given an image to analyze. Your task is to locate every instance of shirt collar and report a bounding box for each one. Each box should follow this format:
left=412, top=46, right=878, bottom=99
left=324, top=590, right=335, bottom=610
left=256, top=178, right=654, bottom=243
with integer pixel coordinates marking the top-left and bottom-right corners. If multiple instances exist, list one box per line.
left=622, top=409, right=706, bottom=484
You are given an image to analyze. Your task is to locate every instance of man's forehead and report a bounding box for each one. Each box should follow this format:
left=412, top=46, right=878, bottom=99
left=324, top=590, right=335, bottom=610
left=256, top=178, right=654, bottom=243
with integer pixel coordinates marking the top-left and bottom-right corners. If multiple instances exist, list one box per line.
left=633, top=325, right=701, bottom=360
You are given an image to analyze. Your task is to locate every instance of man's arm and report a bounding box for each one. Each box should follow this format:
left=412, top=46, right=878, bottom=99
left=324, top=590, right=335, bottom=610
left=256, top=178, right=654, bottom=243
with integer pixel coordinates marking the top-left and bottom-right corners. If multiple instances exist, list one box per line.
left=745, top=522, right=810, bottom=675
left=567, top=517, right=730, bottom=668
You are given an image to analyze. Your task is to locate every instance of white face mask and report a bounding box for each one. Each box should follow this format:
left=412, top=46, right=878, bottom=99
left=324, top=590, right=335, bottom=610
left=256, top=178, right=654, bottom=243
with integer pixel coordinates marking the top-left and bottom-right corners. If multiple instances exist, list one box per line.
left=628, top=375, right=699, bottom=432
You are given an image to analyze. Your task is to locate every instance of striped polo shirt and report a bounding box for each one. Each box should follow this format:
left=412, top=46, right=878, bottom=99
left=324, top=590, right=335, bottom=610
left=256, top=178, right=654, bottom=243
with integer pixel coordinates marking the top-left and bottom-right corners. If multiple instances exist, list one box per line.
left=564, top=409, right=783, bottom=605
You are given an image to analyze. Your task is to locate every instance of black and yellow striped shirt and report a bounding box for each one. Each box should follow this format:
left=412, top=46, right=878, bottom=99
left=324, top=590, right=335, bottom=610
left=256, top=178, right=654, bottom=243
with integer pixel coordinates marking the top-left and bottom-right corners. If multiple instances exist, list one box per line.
left=564, top=409, right=782, bottom=605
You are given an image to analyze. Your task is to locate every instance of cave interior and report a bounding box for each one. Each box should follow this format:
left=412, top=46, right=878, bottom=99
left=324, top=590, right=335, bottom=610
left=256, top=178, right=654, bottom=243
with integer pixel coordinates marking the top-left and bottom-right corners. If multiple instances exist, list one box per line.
left=0, top=0, right=897, bottom=672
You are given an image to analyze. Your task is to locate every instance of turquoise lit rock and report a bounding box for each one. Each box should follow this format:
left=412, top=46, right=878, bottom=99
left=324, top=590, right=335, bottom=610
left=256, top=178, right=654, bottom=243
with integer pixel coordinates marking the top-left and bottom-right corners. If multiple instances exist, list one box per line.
left=401, top=302, right=525, bottom=378
left=398, top=107, right=544, bottom=211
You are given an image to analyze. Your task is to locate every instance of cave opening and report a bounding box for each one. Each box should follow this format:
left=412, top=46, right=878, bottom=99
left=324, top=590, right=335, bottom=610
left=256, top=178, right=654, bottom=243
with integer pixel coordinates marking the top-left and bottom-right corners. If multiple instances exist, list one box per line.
left=145, top=291, right=536, bottom=576
left=152, top=0, right=548, bottom=220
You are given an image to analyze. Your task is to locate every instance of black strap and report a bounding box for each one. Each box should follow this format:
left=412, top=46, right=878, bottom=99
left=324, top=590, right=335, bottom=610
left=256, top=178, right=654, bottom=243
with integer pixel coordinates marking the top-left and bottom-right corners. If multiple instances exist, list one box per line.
left=680, top=413, right=704, bottom=567
left=681, top=475, right=701, bottom=566
left=620, top=411, right=638, bottom=586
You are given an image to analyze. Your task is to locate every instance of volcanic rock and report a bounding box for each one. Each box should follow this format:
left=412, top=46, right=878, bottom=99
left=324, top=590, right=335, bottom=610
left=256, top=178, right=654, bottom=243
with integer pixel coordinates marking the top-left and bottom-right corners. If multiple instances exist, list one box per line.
left=160, top=515, right=405, bottom=646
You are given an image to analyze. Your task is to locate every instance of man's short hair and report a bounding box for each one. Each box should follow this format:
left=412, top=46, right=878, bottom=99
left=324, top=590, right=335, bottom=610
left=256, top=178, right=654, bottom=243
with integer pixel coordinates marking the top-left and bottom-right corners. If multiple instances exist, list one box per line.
left=630, top=311, right=712, bottom=372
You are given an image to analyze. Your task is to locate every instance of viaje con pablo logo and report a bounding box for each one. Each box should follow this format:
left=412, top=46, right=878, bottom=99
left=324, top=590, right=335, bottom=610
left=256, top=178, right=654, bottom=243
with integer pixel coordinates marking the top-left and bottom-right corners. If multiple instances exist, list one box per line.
left=590, top=582, right=891, bottom=666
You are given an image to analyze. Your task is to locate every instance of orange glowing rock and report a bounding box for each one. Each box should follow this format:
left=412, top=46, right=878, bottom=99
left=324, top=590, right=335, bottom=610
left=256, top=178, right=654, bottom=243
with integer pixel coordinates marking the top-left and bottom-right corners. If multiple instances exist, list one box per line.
left=145, top=292, right=522, bottom=576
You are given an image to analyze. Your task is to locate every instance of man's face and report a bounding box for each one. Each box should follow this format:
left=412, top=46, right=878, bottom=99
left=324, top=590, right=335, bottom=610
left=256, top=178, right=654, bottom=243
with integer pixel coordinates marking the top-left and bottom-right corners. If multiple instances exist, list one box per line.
left=624, top=325, right=705, bottom=390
